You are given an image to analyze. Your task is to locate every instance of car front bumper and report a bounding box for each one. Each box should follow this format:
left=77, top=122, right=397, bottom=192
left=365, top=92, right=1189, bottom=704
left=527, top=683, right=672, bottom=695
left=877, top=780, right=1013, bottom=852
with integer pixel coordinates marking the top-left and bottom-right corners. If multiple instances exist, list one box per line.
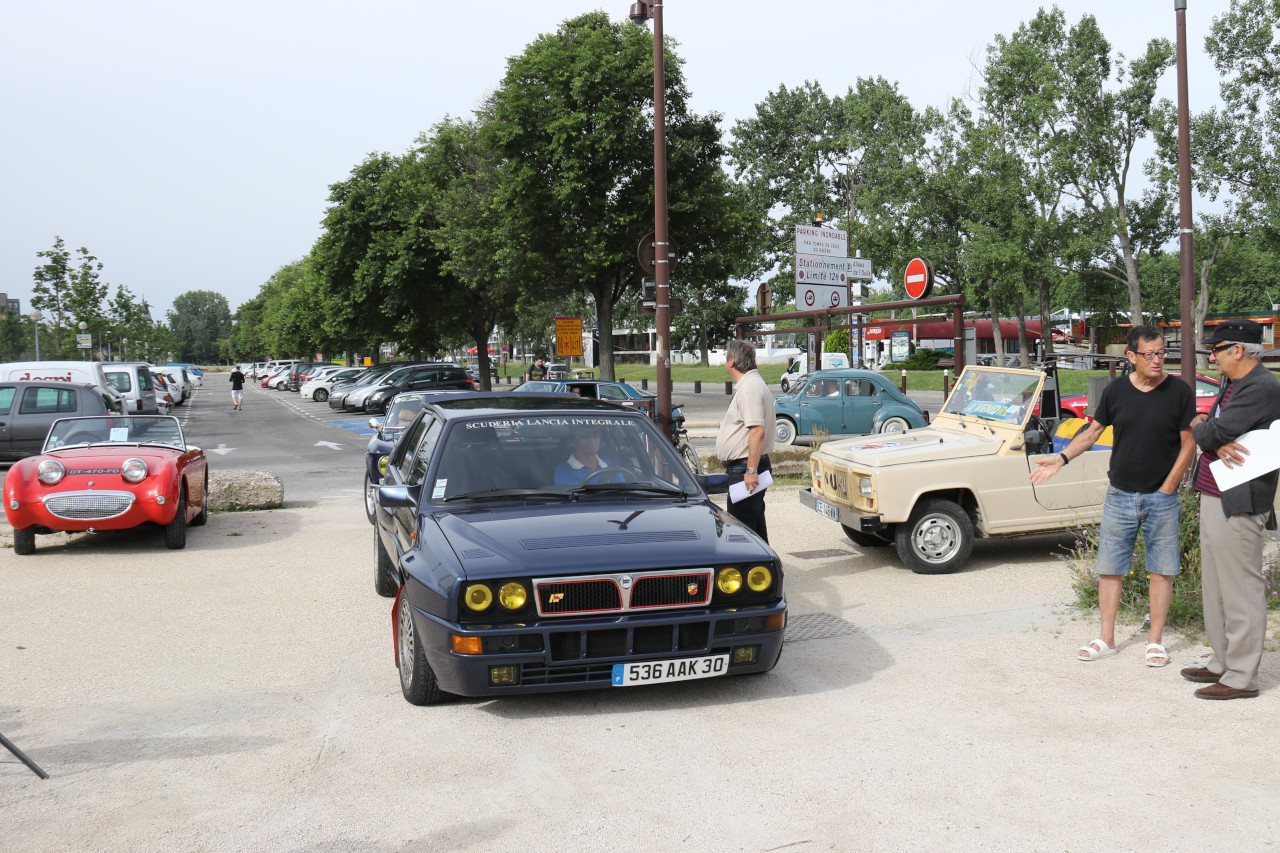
left=403, top=598, right=787, bottom=698
left=5, top=489, right=180, bottom=534
left=798, top=488, right=886, bottom=534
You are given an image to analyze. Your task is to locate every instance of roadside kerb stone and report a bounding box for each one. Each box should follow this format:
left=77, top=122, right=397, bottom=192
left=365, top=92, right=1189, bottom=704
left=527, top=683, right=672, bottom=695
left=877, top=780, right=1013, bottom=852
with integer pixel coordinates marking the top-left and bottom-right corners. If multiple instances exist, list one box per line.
left=207, top=469, right=284, bottom=511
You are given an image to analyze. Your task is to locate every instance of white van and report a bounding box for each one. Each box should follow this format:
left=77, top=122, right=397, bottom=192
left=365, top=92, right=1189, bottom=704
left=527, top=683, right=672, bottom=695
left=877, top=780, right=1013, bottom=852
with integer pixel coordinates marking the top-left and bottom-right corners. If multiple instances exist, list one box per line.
left=0, top=361, right=126, bottom=413
left=102, top=362, right=159, bottom=413
left=779, top=352, right=850, bottom=393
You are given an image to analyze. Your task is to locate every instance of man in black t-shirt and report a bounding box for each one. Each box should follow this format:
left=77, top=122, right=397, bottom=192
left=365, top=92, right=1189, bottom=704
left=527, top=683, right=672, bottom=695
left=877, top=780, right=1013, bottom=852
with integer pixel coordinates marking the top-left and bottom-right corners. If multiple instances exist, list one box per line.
left=230, top=366, right=246, bottom=411
left=1031, top=326, right=1195, bottom=667
left=524, top=357, right=547, bottom=383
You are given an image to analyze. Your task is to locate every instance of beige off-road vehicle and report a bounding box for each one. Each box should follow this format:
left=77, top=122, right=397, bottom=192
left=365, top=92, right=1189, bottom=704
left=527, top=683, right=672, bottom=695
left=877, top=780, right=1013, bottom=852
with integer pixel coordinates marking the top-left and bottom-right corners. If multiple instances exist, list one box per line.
left=798, top=365, right=1110, bottom=573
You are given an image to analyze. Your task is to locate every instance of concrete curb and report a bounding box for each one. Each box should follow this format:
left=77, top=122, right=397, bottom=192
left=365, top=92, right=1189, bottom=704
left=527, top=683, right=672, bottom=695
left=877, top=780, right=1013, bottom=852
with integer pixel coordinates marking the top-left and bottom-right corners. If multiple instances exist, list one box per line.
left=207, top=469, right=285, bottom=511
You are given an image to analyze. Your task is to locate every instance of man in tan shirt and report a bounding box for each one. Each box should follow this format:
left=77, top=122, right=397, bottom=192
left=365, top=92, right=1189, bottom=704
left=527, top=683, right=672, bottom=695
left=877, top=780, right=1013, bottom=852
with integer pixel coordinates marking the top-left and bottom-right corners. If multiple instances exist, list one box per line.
left=716, top=339, right=776, bottom=541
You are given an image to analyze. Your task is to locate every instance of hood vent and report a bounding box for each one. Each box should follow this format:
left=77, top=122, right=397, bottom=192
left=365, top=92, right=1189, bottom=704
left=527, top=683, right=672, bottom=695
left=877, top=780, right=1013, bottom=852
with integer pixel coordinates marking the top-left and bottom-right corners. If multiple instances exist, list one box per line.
left=522, top=531, right=698, bottom=550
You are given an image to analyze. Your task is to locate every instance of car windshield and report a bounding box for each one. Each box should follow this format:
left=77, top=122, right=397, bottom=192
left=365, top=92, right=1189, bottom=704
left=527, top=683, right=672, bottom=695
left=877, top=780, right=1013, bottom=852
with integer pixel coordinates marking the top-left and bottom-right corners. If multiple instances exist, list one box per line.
left=429, top=413, right=698, bottom=501
left=942, top=368, right=1042, bottom=425
left=515, top=381, right=561, bottom=394
left=385, top=394, right=427, bottom=428
left=44, top=415, right=186, bottom=451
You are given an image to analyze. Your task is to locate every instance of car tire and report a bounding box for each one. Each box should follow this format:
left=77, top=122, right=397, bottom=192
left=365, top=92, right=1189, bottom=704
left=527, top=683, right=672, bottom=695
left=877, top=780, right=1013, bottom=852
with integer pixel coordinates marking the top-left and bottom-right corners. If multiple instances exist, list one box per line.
left=164, top=487, right=188, bottom=550
left=375, top=528, right=398, bottom=598
left=895, top=498, right=973, bottom=574
left=13, top=527, right=36, bottom=555
left=364, top=471, right=378, bottom=525
left=776, top=417, right=798, bottom=445
left=314, top=388, right=329, bottom=403
left=190, top=475, right=209, bottom=527
left=397, top=591, right=448, bottom=705
left=842, top=524, right=892, bottom=548
left=780, top=378, right=790, bottom=394
left=877, top=416, right=910, bottom=434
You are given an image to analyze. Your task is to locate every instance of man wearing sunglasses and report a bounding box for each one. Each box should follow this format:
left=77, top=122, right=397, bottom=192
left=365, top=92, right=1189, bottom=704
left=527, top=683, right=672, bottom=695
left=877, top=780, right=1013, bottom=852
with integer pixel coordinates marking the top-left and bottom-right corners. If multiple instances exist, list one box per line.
left=1031, top=325, right=1196, bottom=668
left=1185, top=318, right=1280, bottom=699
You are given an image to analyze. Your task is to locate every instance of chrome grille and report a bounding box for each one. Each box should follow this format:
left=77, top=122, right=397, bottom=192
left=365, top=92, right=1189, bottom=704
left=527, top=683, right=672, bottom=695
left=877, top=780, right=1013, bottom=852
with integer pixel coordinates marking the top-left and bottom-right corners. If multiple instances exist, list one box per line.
left=42, top=491, right=134, bottom=520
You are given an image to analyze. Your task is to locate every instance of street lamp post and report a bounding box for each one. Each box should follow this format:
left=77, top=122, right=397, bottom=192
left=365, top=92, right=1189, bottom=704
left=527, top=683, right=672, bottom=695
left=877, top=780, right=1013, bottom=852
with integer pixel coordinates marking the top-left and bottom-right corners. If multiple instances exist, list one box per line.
left=30, top=310, right=42, bottom=359
left=628, top=0, right=673, bottom=438
left=78, top=321, right=89, bottom=361
left=1174, top=0, right=1195, bottom=388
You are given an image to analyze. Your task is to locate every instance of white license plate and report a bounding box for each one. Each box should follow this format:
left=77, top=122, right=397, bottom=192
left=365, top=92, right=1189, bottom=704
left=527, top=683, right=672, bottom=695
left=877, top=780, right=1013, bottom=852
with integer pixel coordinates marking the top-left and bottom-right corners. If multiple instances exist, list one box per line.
left=612, top=654, right=729, bottom=687
left=813, top=497, right=841, bottom=522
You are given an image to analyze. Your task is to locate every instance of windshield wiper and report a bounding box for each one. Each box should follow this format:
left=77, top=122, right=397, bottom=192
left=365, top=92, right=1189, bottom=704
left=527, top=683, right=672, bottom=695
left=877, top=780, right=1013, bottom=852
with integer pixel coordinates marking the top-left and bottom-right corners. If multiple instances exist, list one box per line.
left=570, top=482, right=689, bottom=498
left=442, top=488, right=570, bottom=502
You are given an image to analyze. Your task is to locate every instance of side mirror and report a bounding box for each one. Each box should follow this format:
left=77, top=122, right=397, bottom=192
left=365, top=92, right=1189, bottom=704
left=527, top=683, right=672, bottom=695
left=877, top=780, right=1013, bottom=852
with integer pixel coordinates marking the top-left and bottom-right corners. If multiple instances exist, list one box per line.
left=369, top=417, right=385, bottom=430
left=699, top=473, right=730, bottom=494
left=377, top=485, right=415, bottom=509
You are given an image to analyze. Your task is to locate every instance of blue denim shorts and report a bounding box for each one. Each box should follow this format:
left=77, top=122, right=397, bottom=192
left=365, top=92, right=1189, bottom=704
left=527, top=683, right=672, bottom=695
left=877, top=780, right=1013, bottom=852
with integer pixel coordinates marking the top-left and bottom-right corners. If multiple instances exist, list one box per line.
left=1095, top=486, right=1181, bottom=576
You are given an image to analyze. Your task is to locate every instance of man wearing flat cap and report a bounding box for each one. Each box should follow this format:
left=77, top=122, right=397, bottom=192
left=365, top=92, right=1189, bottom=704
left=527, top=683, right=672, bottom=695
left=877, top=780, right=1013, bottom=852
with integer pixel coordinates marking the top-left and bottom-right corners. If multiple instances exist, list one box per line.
left=1186, top=318, right=1280, bottom=699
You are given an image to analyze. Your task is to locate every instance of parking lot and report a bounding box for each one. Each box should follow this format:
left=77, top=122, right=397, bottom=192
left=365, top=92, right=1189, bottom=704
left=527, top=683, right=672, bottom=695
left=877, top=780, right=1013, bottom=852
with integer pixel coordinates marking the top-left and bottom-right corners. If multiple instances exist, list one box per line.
left=3, top=383, right=1279, bottom=851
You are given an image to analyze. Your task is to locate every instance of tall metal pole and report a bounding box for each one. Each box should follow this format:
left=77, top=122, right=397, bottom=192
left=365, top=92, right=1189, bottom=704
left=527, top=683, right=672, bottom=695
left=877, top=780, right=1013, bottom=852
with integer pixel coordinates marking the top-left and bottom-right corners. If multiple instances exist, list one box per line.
left=1175, top=0, right=1195, bottom=388
left=651, top=1, right=672, bottom=438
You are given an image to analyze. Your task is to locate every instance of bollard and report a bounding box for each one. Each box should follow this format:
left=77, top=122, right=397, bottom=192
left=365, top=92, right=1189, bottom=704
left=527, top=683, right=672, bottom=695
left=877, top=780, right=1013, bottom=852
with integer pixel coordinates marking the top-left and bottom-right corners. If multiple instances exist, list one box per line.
left=693, top=380, right=701, bottom=394
left=726, top=381, right=734, bottom=395
left=641, top=378, right=648, bottom=391
left=900, top=369, right=907, bottom=395
left=943, top=369, right=950, bottom=396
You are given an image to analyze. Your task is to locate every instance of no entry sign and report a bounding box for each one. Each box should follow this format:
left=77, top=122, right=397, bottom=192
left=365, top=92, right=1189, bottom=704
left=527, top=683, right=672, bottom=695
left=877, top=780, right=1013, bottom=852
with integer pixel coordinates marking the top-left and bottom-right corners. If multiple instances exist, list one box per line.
left=904, top=257, right=933, bottom=299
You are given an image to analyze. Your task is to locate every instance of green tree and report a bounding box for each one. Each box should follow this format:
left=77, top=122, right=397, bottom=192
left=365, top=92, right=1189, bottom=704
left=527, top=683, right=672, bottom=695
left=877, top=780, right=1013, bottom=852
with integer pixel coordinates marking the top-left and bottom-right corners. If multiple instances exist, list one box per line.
left=167, top=290, right=233, bottom=363
left=31, top=236, right=110, bottom=356
left=487, top=12, right=748, bottom=380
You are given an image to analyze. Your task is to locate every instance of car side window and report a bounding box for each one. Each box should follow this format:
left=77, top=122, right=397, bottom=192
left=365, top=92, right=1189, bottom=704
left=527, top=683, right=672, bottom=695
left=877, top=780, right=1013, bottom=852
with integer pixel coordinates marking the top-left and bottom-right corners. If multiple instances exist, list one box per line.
left=804, top=382, right=821, bottom=398
left=405, top=419, right=444, bottom=484
left=844, top=380, right=859, bottom=397
left=19, top=387, right=76, bottom=414
left=598, top=385, right=627, bottom=401
left=0, top=386, right=14, bottom=414
left=106, top=372, right=132, bottom=392
left=859, top=380, right=878, bottom=397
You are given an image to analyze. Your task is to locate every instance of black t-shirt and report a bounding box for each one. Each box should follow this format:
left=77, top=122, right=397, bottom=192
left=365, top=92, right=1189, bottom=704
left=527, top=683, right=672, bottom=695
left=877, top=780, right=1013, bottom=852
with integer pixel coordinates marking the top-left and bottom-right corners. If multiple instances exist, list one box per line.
left=1093, top=374, right=1196, bottom=492
left=230, top=370, right=245, bottom=390
left=527, top=363, right=547, bottom=381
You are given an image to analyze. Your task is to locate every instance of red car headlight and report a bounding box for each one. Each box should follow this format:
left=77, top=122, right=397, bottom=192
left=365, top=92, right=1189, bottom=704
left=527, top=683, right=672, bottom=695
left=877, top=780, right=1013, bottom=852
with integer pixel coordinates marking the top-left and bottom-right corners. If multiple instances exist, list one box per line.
left=121, top=457, right=149, bottom=483
left=37, top=459, right=66, bottom=485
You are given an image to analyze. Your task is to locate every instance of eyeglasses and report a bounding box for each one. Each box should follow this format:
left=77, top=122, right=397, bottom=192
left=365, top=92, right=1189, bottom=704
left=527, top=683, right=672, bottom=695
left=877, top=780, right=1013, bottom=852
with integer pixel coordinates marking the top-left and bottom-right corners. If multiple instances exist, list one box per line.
left=1131, top=349, right=1168, bottom=361
left=1209, top=342, right=1237, bottom=355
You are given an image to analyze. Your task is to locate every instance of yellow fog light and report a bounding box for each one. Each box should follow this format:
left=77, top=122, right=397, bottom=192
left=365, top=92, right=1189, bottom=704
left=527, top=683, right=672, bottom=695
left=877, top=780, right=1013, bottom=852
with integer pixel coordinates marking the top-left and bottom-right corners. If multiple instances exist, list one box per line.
left=731, top=645, right=759, bottom=665
left=746, top=566, right=772, bottom=592
left=463, top=584, right=493, bottom=612
left=489, top=665, right=519, bottom=686
left=378, top=456, right=389, bottom=475
left=716, top=567, right=742, bottom=594
left=497, top=582, right=527, bottom=610
left=451, top=635, right=483, bottom=655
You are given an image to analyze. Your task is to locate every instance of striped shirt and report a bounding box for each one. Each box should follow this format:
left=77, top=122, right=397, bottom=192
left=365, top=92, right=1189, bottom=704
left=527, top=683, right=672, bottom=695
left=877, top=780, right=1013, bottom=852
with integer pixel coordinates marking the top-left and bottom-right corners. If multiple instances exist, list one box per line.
left=1193, top=382, right=1233, bottom=497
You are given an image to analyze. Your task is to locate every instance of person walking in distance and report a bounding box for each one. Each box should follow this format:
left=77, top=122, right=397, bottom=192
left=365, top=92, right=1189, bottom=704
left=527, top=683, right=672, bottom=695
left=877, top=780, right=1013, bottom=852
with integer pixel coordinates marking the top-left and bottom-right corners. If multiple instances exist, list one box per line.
left=1030, top=326, right=1196, bottom=666
left=1184, top=319, right=1280, bottom=699
left=716, top=339, right=776, bottom=542
left=230, top=365, right=246, bottom=411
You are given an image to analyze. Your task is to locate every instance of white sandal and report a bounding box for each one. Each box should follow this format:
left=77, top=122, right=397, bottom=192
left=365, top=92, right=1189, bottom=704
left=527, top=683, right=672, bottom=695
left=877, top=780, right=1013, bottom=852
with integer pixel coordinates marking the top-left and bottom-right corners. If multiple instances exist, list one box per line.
left=1078, top=639, right=1117, bottom=661
left=1145, top=643, right=1170, bottom=667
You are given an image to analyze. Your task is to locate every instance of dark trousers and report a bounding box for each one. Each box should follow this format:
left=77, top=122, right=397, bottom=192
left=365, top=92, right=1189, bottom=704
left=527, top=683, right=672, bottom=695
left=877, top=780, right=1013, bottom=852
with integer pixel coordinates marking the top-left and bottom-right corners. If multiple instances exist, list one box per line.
left=724, top=455, right=771, bottom=542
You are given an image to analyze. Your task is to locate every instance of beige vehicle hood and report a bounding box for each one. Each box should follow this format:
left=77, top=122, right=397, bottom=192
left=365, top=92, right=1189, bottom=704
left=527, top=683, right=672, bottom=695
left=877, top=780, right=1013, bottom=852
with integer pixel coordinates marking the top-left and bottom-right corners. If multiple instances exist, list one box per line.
left=815, top=425, right=1004, bottom=468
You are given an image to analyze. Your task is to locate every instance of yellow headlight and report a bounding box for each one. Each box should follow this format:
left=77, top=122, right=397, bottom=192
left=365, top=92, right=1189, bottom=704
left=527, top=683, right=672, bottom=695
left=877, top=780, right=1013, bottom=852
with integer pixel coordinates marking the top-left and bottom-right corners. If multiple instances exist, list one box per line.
left=747, top=565, right=772, bottom=592
left=498, top=582, right=528, bottom=610
left=464, top=584, right=493, bottom=611
left=378, top=457, right=389, bottom=475
left=717, top=567, right=742, bottom=594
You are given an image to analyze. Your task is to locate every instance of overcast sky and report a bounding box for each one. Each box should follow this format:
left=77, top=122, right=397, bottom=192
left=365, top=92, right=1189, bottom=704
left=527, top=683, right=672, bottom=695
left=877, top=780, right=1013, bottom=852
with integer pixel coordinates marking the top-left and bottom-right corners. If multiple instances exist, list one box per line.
left=0, top=1, right=1231, bottom=320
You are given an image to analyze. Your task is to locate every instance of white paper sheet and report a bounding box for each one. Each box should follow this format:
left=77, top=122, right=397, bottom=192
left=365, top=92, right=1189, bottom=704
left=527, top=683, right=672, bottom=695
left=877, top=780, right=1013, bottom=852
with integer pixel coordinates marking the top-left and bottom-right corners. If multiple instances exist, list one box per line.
left=728, top=470, right=773, bottom=502
left=1208, top=419, right=1280, bottom=491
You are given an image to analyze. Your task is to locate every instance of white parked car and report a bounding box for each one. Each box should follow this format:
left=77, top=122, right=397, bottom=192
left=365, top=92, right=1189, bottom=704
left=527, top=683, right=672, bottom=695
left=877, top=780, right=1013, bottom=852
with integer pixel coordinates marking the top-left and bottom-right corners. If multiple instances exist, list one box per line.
left=300, top=368, right=362, bottom=402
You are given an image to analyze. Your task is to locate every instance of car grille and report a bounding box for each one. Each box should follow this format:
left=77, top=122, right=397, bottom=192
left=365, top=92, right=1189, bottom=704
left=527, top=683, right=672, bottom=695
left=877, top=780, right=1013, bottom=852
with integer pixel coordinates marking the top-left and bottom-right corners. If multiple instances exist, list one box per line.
left=535, top=569, right=713, bottom=616
left=42, top=490, right=135, bottom=520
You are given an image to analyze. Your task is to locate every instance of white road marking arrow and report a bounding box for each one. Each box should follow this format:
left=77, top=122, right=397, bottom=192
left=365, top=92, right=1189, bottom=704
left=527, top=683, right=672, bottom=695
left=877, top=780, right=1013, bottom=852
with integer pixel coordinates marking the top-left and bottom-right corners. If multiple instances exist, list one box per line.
left=208, top=444, right=237, bottom=455
left=315, top=441, right=344, bottom=450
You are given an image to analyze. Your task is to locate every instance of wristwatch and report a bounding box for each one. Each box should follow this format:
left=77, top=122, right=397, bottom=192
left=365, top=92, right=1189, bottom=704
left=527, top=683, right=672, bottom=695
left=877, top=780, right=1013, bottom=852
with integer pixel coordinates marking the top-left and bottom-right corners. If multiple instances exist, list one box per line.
left=746, top=467, right=757, bottom=474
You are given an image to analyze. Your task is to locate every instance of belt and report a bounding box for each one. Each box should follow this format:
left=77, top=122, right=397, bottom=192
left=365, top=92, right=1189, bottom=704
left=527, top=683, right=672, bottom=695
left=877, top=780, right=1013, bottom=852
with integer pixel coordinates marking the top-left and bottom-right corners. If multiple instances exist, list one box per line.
left=724, top=455, right=770, bottom=473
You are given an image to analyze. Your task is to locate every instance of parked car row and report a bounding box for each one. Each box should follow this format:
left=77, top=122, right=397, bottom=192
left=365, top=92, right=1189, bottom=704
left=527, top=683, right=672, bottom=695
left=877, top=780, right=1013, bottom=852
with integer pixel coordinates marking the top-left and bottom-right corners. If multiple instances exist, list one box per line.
left=246, top=360, right=477, bottom=412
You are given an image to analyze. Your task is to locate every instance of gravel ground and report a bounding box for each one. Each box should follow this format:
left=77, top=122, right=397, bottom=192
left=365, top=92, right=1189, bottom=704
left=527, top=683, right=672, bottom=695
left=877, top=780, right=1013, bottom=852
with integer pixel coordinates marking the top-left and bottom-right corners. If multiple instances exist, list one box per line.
left=2, top=487, right=1279, bottom=852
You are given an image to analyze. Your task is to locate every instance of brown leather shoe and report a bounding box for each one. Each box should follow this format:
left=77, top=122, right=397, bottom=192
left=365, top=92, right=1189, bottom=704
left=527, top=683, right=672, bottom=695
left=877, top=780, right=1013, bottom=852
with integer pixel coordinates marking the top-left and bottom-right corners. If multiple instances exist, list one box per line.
left=1180, top=665, right=1222, bottom=684
left=1194, top=682, right=1259, bottom=700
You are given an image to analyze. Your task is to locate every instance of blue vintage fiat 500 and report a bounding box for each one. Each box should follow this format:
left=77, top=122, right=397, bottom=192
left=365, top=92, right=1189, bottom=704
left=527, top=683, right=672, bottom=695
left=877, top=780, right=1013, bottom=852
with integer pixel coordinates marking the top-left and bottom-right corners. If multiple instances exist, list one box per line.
left=372, top=394, right=787, bottom=705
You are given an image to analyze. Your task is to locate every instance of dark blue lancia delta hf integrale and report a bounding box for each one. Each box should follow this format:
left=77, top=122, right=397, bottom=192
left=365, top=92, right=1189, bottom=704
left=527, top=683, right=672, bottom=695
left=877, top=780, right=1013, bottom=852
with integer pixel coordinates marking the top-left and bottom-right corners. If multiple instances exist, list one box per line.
left=372, top=394, right=787, bottom=704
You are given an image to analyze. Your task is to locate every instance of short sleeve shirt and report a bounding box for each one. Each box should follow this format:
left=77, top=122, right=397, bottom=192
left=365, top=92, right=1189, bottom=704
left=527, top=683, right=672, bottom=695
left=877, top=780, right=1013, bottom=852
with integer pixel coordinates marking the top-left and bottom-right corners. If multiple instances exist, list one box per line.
left=527, top=364, right=547, bottom=381
left=716, top=369, right=777, bottom=461
left=1093, top=374, right=1196, bottom=492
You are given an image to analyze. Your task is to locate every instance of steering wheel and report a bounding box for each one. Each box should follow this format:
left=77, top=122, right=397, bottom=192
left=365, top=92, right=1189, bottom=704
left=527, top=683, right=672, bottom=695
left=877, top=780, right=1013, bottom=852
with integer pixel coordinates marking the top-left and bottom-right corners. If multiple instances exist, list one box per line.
left=581, top=465, right=637, bottom=485
left=1024, top=415, right=1052, bottom=453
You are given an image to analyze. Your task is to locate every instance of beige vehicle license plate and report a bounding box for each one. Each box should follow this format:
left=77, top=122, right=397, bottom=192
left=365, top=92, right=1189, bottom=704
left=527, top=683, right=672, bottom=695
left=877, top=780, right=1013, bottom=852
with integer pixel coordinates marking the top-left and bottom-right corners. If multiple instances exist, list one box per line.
left=813, top=497, right=841, bottom=522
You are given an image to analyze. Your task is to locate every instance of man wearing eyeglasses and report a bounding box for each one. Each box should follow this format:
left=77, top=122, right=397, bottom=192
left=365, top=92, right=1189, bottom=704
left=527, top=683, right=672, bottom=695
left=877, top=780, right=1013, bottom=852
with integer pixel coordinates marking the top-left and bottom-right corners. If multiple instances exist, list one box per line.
left=1031, top=325, right=1196, bottom=667
left=1183, top=319, right=1280, bottom=699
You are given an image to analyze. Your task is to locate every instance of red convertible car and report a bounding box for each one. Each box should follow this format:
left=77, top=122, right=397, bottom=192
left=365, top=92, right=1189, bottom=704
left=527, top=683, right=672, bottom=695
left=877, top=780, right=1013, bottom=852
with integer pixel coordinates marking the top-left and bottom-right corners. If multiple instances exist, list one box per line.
left=4, top=415, right=208, bottom=554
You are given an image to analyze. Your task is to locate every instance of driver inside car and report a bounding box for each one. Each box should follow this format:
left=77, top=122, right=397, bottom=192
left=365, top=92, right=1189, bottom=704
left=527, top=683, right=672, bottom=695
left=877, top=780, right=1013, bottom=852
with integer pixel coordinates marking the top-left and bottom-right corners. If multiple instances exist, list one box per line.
left=554, top=428, right=619, bottom=485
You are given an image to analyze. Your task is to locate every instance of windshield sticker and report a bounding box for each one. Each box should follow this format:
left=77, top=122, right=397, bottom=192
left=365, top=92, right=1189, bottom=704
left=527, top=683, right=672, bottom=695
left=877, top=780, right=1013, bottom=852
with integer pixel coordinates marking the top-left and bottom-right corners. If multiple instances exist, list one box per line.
left=962, top=401, right=1015, bottom=420
left=109, top=427, right=130, bottom=441
left=432, top=479, right=447, bottom=499
left=465, top=417, right=636, bottom=430
left=850, top=442, right=901, bottom=451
